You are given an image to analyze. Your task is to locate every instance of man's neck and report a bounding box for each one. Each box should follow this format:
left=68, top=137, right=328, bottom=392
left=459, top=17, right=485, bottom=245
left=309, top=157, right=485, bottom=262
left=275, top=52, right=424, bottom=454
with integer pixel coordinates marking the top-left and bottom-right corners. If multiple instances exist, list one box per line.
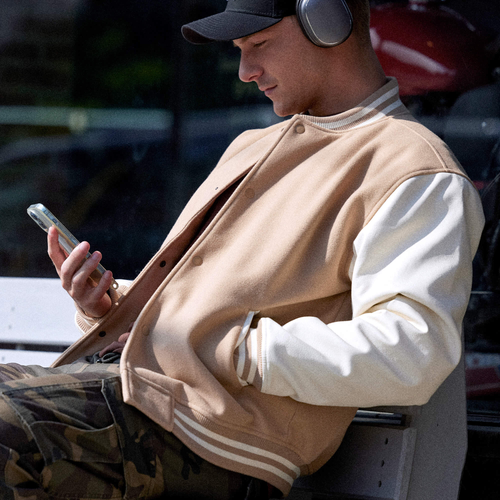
left=308, top=46, right=387, bottom=117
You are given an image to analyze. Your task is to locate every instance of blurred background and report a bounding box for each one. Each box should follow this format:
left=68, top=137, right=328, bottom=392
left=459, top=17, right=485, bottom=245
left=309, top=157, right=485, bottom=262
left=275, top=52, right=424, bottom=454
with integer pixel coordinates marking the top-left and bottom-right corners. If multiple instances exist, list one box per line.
left=0, top=0, right=499, bottom=496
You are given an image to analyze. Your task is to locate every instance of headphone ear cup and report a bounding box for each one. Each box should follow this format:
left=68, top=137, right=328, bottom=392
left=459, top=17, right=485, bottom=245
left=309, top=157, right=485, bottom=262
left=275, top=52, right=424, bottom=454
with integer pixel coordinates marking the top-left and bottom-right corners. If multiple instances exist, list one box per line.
left=296, top=0, right=353, bottom=48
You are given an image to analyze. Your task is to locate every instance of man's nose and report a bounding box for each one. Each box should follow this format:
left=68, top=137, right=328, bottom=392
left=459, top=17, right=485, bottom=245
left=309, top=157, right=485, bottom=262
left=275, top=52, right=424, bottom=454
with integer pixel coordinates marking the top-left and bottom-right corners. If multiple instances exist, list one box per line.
left=238, top=54, right=263, bottom=83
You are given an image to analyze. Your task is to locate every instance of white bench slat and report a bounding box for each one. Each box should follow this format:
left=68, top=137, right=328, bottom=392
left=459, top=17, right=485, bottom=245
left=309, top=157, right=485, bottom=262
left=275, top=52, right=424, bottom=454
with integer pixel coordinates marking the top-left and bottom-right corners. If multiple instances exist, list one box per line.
left=0, top=277, right=80, bottom=346
left=0, top=348, right=63, bottom=366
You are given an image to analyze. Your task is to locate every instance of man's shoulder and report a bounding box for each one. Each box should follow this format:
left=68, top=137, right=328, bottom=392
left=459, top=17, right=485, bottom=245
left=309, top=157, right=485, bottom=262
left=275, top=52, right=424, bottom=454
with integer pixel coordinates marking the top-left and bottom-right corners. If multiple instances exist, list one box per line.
left=383, top=111, right=467, bottom=177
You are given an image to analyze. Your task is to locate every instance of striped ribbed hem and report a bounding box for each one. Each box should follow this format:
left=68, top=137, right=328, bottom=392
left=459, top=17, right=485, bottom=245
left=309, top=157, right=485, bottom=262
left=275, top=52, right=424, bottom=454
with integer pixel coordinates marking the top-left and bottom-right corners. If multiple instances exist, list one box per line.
left=172, top=404, right=304, bottom=495
left=304, top=77, right=405, bottom=131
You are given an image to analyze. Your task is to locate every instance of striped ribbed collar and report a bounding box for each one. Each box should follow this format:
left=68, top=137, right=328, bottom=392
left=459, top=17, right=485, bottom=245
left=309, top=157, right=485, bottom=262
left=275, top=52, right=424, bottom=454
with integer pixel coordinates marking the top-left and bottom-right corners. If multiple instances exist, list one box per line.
left=303, top=77, right=405, bottom=131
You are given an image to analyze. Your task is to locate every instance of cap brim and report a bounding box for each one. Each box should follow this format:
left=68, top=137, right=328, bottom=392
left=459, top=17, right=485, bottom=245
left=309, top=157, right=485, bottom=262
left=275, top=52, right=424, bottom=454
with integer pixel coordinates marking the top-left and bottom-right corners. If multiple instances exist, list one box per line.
left=182, top=11, right=283, bottom=44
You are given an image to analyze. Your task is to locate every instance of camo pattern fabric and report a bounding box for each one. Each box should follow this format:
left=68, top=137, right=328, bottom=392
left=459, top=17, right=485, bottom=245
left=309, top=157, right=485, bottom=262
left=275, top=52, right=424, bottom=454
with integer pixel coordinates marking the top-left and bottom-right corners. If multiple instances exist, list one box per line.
left=0, top=361, right=265, bottom=500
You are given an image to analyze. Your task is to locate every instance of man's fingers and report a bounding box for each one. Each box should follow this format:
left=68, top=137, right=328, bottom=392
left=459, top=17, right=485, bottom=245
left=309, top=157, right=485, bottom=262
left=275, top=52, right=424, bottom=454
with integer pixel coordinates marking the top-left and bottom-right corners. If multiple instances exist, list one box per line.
left=47, top=226, right=67, bottom=273
left=98, top=330, right=131, bottom=358
left=47, top=226, right=113, bottom=318
left=59, top=242, right=92, bottom=291
left=118, top=331, right=131, bottom=344
left=99, top=341, right=125, bottom=357
left=90, top=268, right=114, bottom=294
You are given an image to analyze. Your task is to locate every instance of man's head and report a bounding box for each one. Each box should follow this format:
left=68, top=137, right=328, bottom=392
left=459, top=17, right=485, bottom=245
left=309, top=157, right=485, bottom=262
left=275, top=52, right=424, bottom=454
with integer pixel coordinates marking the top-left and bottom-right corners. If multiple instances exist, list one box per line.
left=182, top=0, right=370, bottom=48
left=182, top=1, right=381, bottom=118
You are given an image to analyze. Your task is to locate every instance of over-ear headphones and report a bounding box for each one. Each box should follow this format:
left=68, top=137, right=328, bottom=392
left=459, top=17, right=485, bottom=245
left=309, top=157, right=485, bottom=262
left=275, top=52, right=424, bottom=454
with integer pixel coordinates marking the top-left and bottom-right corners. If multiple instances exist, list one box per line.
left=296, top=0, right=353, bottom=48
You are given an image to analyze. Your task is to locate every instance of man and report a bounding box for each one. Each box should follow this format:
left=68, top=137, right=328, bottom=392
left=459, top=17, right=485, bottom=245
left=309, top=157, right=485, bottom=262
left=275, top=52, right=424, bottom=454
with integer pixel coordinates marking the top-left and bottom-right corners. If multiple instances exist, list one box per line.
left=0, top=1, right=484, bottom=499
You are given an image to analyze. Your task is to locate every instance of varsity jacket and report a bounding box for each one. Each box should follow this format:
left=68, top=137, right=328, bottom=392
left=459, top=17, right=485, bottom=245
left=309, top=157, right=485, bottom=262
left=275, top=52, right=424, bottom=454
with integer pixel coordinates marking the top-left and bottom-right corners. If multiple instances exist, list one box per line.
left=54, top=78, right=484, bottom=495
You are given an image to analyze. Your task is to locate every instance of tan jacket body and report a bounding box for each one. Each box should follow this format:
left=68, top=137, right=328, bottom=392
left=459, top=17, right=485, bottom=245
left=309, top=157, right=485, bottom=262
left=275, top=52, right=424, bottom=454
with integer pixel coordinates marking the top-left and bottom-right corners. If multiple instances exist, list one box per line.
left=54, top=80, right=477, bottom=494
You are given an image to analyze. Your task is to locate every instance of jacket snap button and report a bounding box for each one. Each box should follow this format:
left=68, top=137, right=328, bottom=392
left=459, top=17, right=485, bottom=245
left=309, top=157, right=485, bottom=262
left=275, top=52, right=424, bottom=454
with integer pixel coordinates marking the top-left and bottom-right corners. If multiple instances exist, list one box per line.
left=141, top=325, right=150, bottom=336
left=192, top=256, right=203, bottom=266
left=245, top=188, right=255, bottom=199
left=295, top=124, right=305, bottom=134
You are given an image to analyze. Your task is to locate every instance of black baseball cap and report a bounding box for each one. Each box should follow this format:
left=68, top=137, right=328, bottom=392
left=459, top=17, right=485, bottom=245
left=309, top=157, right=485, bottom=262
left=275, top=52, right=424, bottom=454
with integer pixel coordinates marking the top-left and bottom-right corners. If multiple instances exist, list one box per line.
left=182, top=0, right=296, bottom=44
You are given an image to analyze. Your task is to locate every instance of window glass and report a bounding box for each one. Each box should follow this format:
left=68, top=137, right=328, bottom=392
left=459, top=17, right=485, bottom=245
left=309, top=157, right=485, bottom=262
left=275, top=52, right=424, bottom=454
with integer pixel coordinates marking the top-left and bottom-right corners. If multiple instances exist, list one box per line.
left=0, top=0, right=278, bottom=280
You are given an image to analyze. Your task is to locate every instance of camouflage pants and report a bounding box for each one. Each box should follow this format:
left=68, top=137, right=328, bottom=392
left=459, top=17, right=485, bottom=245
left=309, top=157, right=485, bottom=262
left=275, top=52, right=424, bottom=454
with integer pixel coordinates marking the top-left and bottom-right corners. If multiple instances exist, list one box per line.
left=0, top=361, right=270, bottom=500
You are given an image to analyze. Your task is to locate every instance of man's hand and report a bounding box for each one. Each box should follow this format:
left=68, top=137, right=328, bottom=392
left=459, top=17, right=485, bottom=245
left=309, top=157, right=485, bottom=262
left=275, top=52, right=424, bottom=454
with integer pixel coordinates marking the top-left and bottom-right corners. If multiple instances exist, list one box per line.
left=47, top=226, right=114, bottom=318
left=99, top=331, right=131, bottom=357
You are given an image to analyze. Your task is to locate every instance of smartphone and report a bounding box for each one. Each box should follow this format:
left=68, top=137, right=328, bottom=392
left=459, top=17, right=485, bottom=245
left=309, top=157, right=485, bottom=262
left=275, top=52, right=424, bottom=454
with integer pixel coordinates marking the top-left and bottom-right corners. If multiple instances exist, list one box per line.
left=27, top=203, right=118, bottom=290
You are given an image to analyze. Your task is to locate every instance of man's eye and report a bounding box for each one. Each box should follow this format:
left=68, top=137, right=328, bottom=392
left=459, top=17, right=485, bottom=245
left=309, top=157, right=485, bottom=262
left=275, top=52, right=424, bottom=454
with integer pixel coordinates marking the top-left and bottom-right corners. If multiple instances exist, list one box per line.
left=254, top=40, right=266, bottom=48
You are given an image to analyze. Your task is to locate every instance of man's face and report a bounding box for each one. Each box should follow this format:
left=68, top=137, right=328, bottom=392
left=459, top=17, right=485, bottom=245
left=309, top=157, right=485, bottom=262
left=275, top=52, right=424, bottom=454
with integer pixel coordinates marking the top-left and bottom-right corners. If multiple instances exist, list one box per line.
left=233, top=16, right=331, bottom=117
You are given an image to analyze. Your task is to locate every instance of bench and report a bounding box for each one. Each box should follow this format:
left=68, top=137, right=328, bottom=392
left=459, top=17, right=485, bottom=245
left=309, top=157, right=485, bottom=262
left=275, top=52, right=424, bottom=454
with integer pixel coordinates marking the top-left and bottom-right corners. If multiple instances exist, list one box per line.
left=0, top=276, right=467, bottom=499
left=0, top=277, right=80, bottom=365
left=289, top=356, right=467, bottom=500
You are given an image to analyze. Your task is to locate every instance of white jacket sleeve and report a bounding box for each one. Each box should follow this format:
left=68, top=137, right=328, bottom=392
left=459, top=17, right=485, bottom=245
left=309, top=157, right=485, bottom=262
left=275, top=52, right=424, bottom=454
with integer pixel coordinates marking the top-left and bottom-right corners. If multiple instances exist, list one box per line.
left=235, top=173, right=484, bottom=407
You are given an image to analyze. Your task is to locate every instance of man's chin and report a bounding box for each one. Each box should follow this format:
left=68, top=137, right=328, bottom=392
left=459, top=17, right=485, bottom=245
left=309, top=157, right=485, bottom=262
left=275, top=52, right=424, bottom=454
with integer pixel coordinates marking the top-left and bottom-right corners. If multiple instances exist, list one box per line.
left=272, top=102, right=297, bottom=118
